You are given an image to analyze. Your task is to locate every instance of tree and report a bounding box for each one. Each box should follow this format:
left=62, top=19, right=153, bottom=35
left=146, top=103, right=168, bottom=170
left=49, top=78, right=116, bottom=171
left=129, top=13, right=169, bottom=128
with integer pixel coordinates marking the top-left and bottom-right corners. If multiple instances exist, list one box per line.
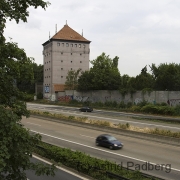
left=17, top=62, right=44, bottom=94
left=77, top=71, right=94, bottom=91
left=65, top=68, right=81, bottom=90
left=78, top=53, right=121, bottom=90
left=150, top=63, right=180, bottom=90
left=0, top=0, right=55, bottom=179
left=133, top=66, right=154, bottom=90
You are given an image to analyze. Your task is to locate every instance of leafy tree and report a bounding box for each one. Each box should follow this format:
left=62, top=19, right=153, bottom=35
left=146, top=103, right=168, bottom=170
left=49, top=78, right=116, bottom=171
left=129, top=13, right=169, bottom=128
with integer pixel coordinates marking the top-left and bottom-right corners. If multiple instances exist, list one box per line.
left=133, top=66, right=154, bottom=90
left=121, top=74, right=131, bottom=89
left=77, top=71, right=94, bottom=91
left=78, top=53, right=121, bottom=90
left=150, top=63, right=180, bottom=90
left=0, top=0, right=55, bottom=179
left=17, top=62, right=44, bottom=94
left=65, top=68, right=81, bottom=90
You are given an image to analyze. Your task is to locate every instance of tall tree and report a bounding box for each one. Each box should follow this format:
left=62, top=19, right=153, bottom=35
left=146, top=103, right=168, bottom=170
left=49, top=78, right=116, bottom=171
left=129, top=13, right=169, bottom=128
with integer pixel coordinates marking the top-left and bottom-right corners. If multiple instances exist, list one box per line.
left=150, top=63, right=180, bottom=90
left=78, top=53, right=121, bottom=90
left=0, top=1, right=55, bottom=179
left=133, top=66, right=154, bottom=90
left=65, top=68, right=81, bottom=90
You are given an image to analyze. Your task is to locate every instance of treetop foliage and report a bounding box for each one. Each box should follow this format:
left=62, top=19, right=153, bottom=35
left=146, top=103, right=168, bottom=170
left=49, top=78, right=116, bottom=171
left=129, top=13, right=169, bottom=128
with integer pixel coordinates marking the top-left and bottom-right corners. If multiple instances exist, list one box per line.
left=0, top=0, right=55, bottom=179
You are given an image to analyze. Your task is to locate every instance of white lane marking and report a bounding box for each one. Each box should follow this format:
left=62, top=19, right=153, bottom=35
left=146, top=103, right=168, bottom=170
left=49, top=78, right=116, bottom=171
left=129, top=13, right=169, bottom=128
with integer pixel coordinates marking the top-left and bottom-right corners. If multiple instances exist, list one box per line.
left=29, top=107, right=180, bottom=130
left=32, top=155, right=89, bottom=180
left=26, top=122, right=41, bottom=126
left=80, top=134, right=94, bottom=139
left=31, top=130, right=180, bottom=172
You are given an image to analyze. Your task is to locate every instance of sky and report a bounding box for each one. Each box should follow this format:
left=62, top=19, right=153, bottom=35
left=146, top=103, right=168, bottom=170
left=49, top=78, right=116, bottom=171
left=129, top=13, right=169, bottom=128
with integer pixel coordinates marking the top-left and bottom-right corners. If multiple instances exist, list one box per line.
left=4, top=0, right=180, bottom=77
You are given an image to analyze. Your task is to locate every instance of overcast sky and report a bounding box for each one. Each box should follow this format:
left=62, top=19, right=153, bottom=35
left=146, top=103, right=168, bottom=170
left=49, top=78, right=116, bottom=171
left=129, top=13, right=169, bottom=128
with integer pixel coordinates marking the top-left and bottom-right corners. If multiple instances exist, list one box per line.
left=4, top=0, right=180, bottom=77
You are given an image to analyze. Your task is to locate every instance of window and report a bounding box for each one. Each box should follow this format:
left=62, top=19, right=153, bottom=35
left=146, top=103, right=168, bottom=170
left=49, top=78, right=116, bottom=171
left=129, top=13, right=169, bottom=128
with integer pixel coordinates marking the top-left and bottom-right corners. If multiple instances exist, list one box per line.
left=66, top=43, right=69, bottom=47
left=61, top=68, right=63, bottom=70
left=79, top=44, right=81, bottom=48
left=61, top=52, right=63, bottom=55
left=80, top=61, right=82, bottom=63
left=61, top=76, right=63, bottom=78
left=57, top=43, right=60, bottom=46
left=71, top=68, right=72, bottom=70
left=83, top=44, right=86, bottom=48
left=61, top=60, right=63, bottom=62
left=71, top=53, right=72, bottom=55
left=75, top=44, right=77, bottom=47
left=80, top=53, right=82, bottom=56
left=71, top=44, right=73, bottom=47
left=62, top=43, right=64, bottom=47
left=71, top=61, right=72, bottom=63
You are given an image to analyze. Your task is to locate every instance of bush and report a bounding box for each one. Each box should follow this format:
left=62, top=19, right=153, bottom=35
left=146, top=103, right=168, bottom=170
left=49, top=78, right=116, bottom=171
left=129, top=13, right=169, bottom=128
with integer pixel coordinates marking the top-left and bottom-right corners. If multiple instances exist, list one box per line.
left=126, top=102, right=133, bottom=108
left=69, top=99, right=80, bottom=105
left=130, top=106, right=141, bottom=112
left=37, top=92, right=43, bottom=99
left=23, top=93, right=34, bottom=102
left=136, top=100, right=149, bottom=107
left=174, top=105, right=180, bottom=116
left=118, top=101, right=126, bottom=108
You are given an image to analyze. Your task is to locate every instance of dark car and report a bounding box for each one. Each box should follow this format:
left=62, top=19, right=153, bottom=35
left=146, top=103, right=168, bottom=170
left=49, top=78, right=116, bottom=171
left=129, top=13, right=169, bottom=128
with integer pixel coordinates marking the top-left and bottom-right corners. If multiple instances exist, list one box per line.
left=79, top=107, right=93, bottom=112
left=95, top=134, right=123, bottom=150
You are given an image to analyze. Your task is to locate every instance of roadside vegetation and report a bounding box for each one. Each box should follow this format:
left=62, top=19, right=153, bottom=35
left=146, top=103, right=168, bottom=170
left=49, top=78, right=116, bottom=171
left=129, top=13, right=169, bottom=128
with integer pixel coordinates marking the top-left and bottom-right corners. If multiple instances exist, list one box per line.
left=33, top=99, right=180, bottom=118
left=34, top=141, right=161, bottom=180
left=30, top=110, right=180, bottom=138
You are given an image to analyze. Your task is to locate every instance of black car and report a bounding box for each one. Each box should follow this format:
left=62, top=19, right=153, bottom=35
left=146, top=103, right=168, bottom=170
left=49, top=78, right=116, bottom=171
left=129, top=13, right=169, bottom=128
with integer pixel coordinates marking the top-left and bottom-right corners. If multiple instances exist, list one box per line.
left=79, top=107, right=93, bottom=112
left=95, top=134, right=123, bottom=150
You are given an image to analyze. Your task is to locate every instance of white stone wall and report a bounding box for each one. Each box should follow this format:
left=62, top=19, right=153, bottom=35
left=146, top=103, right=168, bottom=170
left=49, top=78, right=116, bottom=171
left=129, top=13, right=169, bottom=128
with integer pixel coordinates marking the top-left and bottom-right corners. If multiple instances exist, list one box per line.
left=56, top=90, right=180, bottom=106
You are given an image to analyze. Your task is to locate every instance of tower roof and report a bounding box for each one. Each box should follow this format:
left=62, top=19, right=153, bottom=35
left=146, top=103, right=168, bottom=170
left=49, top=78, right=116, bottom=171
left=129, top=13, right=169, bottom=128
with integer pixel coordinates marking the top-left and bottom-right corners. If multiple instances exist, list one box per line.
left=51, top=24, right=90, bottom=43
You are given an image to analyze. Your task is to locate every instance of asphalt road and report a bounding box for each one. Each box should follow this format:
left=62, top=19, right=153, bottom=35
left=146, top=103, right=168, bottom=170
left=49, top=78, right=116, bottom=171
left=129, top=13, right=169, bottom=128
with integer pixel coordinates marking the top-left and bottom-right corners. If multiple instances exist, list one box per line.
left=27, top=103, right=180, bottom=132
left=26, top=156, right=87, bottom=180
left=22, top=116, right=180, bottom=180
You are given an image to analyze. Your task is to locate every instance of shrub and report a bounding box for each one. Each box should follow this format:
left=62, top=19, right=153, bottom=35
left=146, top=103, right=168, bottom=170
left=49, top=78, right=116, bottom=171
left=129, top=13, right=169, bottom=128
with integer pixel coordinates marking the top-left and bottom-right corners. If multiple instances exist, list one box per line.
left=137, top=100, right=149, bottom=107
left=37, top=92, right=43, bottom=99
left=140, top=104, right=158, bottom=114
left=69, top=99, right=80, bottom=105
left=130, top=106, right=141, bottom=112
left=126, top=102, right=133, bottom=108
left=93, top=101, right=104, bottom=107
left=23, top=93, right=34, bottom=102
left=118, top=101, right=126, bottom=108
left=68, top=116, right=75, bottom=120
left=174, top=105, right=180, bottom=116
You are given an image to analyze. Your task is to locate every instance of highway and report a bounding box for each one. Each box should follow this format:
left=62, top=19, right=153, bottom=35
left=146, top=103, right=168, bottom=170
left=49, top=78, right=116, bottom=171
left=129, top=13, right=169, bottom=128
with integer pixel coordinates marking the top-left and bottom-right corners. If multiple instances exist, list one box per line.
left=27, top=103, right=180, bottom=132
left=22, top=116, right=180, bottom=180
left=26, top=156, right=88, bottom=180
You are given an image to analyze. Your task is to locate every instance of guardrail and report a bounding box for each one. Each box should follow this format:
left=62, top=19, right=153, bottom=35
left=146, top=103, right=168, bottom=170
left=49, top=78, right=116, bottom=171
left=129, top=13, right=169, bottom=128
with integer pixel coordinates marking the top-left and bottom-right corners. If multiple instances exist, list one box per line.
left=30, top=114, right=180, bottom=147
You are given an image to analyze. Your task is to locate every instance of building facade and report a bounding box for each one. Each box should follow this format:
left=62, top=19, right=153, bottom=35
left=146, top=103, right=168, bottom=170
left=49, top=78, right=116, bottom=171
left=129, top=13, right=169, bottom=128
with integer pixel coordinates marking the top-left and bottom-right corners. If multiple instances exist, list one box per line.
left=42, top=24, right=91, bottom=99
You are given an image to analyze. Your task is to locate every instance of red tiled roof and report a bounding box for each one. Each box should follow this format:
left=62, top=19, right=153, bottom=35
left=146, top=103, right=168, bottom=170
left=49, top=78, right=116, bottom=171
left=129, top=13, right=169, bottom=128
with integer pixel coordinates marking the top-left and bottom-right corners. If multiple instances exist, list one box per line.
left=51, top=24, right=90, bottom=42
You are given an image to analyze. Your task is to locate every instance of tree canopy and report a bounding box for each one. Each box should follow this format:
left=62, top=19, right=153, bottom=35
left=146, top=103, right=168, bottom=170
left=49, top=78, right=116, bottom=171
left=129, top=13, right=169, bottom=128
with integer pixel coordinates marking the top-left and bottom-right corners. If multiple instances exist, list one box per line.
left=78, top=53, right=121, bottom=90
left=65, top=68, right=81, bottom=90
left=0, top=0, right=55, bottom=179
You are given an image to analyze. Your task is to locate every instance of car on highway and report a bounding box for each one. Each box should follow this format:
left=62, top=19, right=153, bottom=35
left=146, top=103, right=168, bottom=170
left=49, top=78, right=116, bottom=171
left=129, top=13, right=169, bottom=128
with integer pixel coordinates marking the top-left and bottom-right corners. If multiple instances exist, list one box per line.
left=79, top=107, right=93, bottom=112
left=95, top=134, right=123, bottom=150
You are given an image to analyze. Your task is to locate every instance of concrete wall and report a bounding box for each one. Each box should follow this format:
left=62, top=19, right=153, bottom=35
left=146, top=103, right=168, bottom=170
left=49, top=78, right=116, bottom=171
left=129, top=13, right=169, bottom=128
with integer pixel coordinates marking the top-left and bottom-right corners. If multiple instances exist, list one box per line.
left=56, top=90, right=180, bottom=106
